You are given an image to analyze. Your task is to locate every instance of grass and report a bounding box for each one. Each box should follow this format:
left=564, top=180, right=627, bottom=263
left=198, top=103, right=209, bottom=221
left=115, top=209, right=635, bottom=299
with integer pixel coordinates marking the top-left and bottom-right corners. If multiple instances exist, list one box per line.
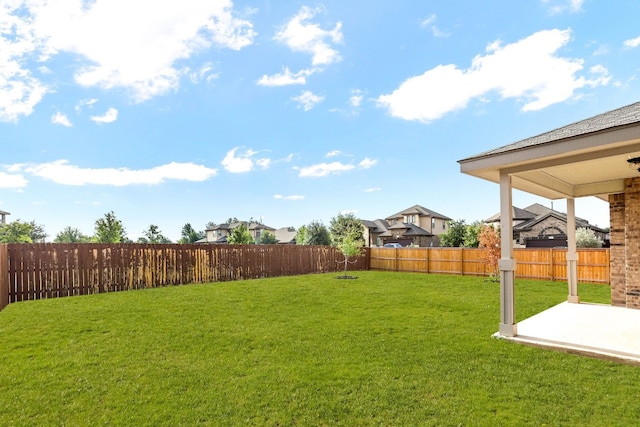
left=0, top=271, right=637, bottom=426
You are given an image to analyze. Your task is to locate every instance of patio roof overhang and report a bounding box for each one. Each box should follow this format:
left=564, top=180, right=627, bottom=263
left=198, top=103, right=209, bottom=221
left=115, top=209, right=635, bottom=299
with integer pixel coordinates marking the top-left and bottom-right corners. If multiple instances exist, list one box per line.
left=458, top=103, right=640, bottom=201
left=458, top=101, right=640, bottom=344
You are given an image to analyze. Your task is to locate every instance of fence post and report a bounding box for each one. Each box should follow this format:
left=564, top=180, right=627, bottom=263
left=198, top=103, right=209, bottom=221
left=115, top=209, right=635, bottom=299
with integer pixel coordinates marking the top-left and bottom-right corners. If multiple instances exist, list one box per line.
left=0, top=244, right=8, bottom=311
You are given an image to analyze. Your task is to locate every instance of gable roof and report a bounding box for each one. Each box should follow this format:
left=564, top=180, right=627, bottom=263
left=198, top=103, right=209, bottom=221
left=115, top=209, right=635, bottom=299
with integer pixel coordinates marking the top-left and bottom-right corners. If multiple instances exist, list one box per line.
left=485, top=206, right=536, bottom=222
left=459, top=101, right=640, bottom=201
left=514, top=211, right=605, bottom=233
left=274, top=227, right=297, bottom=244
left=486, top=204, right=606, bottom=233
left=386, top=204, right=451, bottom=220
left=362, top=219, right=390, bottom=233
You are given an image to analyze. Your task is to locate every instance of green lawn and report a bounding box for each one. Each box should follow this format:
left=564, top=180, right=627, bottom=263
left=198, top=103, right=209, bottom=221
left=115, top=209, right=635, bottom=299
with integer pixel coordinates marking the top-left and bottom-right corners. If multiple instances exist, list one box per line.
left=0, top=271, right=637, bottom=426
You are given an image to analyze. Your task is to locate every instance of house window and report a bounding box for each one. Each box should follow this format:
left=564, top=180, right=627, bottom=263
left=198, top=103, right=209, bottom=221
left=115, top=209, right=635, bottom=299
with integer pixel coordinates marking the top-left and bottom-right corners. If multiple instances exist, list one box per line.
left=442, top=221, right=446, bottom=230
left=431, top=218, right=435, bottom=229
left=406, top=214, right=417, bottom=224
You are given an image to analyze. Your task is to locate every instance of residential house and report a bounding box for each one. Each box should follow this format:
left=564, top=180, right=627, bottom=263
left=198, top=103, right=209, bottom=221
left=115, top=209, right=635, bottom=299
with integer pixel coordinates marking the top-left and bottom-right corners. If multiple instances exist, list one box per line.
left=0, top=210, right=9, bottom=225
left=202, top=221, right=276, bottom=244
left=485, top=203, right=608, bottom=248
left=363, top=204, right=452, bottom=247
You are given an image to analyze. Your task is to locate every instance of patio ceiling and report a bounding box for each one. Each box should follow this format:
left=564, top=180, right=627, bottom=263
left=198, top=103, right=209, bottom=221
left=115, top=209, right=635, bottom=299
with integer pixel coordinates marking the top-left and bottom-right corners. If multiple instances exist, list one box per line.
left=458, top=103, right=640, bottom=201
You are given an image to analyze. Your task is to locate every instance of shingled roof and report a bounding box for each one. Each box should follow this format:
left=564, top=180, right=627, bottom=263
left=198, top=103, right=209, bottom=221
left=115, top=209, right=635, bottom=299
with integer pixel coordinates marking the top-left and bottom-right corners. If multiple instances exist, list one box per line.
left=461, top=101, right=640, bottom=162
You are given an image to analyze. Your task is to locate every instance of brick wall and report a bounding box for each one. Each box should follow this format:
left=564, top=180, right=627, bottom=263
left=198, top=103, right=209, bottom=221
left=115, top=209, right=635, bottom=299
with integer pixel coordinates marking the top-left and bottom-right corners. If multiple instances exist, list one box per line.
left=609, top=192, right=625, bottom=306
left=609, top=178, right=640, bottom=309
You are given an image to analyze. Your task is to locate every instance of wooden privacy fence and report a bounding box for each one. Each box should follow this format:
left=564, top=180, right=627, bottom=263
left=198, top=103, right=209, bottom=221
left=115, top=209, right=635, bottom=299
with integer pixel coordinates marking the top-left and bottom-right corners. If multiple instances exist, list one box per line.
left=0, top=243, right=368, bottom=307
left=370, top=247, right=610, bottom=284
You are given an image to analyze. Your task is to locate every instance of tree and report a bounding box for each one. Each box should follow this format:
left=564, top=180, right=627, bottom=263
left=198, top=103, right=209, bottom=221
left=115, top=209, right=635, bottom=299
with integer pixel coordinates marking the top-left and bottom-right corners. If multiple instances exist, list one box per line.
left=225, top=217, right=239, bottom=224
left=305, top=220, right=331, bottom=246
left=336, top=233, right=364, bottom=277
left=479, top=225, right=501, bottom=280
left=227, top=223, right=254, bottom=244
left=295, top=225, right=308, bottom=245
left=439, top=219, right=467, bottom=247
left=576, top=227, right=603, bottom=248
left=463, top=221, right=483, bottom=248
left=54, top=227, right=90, bottom=243
left=139, top=225, right=171, bottom=244
left=94, top=211, right=127, bottom=243
left=0, top=220, right=34, bottom=243
left=27, top=221, right=47, bottom=242
left=259, top=231, right=278, bottom=244
left=178, top=223, right=204, bottom=244
left=329, top=213, right=364, bottom=246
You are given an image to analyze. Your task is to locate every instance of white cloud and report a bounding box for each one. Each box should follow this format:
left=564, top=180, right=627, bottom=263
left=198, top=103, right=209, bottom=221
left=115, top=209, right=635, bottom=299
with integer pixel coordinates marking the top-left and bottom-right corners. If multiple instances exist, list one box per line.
left=420, top=14, right=448, bottom=38
left=21, top=160, right=216, bottom=186
left=256, top=158, right=271, bottom=169
left=221, top=147, right=270, bottom=173
left=257, top=67, right=310, bottom=86
left=90, top=107, right=118, bottom=124
left=260, top=6, right=342, bottom=87
left=0, top=0, right=255, bottom=118
left=359, top=158, right=377, bottom=169
left=51, top=112, right=72, bottom=127
left=75, top=98, right=98, bottom=113
left=297, top=156, right=376, bottom=178
left=365, top=187, right=382, bottom=193
left=187, top=63, right=219, bottom=84
left=349, top=89, right=363, bottom=107
left=0, top=3, right=50, bottom=122
left=275, top=6, right=343, bottom=67
left=377, top=29, right=609, bottom=122
left=292, top=90, right=324, bottom=111
left=0, top=171, right=28, bottom=188
left=274, top=194, right=304, bottom=201
left=543, top=0, right=585, bottom=14
left=624, top=36, right=640, bottom=48
left=297, top=161, right=354, bottom=177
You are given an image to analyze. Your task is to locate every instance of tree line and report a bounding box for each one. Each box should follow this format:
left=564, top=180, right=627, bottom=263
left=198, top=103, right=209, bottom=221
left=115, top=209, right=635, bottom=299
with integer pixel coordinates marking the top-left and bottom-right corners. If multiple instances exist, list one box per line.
left=0, top=211, right=367, bottom=249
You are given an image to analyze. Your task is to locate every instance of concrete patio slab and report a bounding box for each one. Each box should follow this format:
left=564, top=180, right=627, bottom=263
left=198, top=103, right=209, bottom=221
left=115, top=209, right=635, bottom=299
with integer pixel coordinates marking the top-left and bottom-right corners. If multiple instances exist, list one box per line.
left=496, top=302, right=640, bottom=365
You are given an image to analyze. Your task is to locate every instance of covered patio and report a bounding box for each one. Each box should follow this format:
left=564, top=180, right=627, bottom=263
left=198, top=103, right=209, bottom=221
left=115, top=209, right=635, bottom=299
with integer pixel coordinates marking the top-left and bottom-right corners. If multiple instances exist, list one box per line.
left=459, top=101, right=640, bottom=364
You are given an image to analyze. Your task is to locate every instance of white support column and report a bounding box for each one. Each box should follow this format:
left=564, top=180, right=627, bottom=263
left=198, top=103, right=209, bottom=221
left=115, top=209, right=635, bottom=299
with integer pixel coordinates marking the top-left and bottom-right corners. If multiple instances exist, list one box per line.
left=499, top=171, right=517, bottom=337
left=566, top=197, right=579, bottom=303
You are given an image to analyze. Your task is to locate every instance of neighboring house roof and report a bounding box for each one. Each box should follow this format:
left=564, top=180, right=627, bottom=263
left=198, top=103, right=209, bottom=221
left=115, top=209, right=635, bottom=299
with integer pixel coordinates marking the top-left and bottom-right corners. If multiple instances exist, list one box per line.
left=386, top=204, right=451, bottom=220
left=402, top=223, right=434, bottom=236
left=382, top=222, right=433, bottom=236
left=485, top=206, right=536, bottom=222
left=362, top=219, right=390, bottom=233
left=248, top=222, right=275, bottom=231
left=274, top=227, right=297, bottom=244
left=208, top=223, right=232, bottom=231
left=0, top=210, right=9, bottom=215
left=486, top=204, right=606, bottom=233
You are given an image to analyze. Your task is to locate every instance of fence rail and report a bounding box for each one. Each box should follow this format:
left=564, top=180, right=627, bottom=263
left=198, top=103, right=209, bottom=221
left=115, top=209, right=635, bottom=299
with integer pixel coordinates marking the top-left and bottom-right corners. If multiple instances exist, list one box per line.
left=0, top=244, right=611, bottom=311
left=1, top=243, right=368, bottom=305
left=370, top=247, right=610, bottom=284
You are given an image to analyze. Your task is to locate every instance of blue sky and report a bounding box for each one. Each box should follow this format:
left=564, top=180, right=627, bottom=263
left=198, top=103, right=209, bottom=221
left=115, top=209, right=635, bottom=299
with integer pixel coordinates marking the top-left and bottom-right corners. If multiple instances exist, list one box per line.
left=2, top=0, right=638, bottom=241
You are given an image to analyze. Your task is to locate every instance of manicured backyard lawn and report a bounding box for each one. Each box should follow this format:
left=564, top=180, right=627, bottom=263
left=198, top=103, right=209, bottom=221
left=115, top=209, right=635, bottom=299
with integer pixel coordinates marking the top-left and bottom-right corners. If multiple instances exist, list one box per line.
left=0, top=271, right=637, bottom=426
